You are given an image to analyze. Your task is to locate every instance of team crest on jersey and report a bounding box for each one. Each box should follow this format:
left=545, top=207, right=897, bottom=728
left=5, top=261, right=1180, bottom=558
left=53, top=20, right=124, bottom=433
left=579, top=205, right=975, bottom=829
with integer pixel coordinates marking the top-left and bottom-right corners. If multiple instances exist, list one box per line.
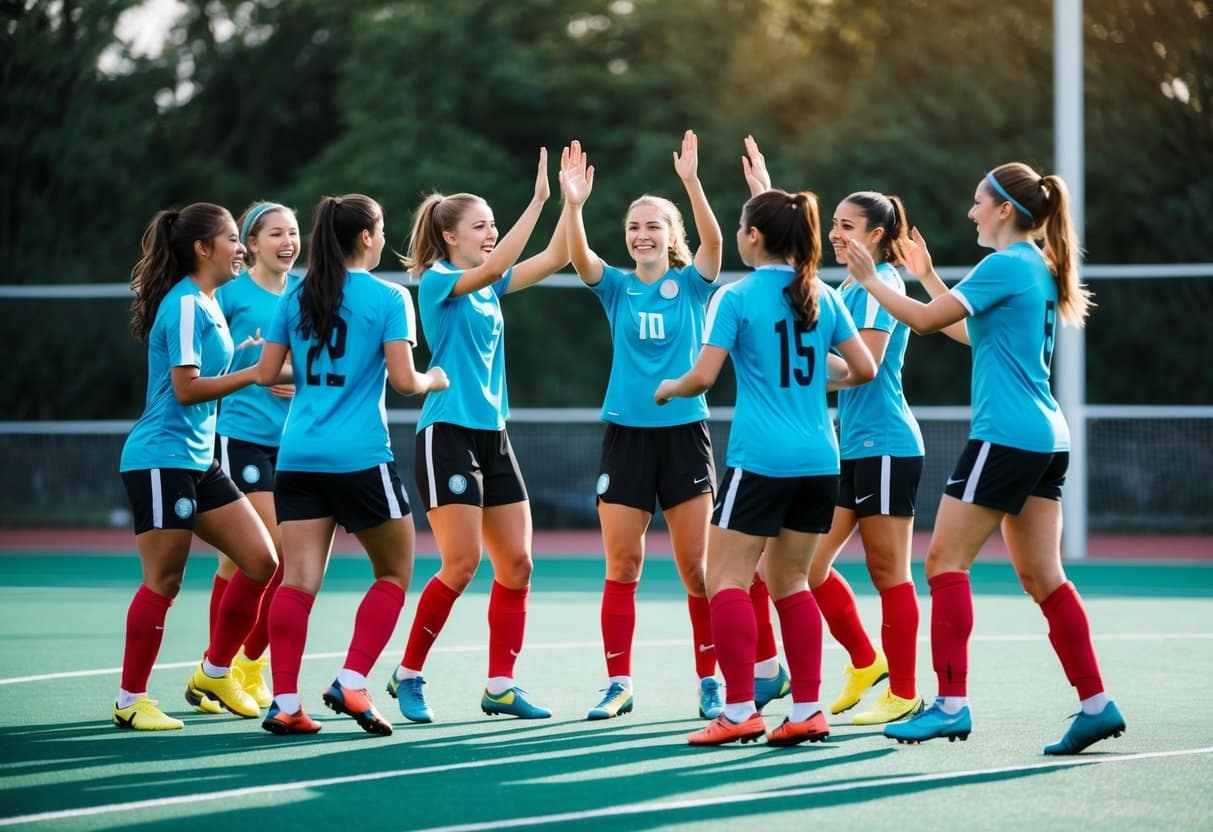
left=659, top=279, right=679, bottom=300
left=448, top=474, right=468, bottom=495
left=242, top=464, right=260, bottom=484
left=173, top=498, right=195, bottom=520
left=596, top=473, right=610, bottom=495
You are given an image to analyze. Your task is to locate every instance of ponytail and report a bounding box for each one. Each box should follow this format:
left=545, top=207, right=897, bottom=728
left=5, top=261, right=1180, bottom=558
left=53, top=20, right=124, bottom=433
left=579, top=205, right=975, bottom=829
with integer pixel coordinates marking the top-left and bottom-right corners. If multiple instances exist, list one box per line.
left=401, top=192, right=486, bottom=278
left=841, top=191, right=909, bottom=266
left=743, top=189, right=822, bottom=327
left=301, top=194, right=380, bottom=344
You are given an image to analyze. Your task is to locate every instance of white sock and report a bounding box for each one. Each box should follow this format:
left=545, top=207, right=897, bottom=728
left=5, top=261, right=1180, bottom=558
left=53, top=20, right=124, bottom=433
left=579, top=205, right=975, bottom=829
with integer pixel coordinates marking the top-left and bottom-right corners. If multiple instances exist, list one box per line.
left=724, top=701, right=756, bottom=723
left=117, top=689, right=144, bottom=708
left=395, top=665, right=421, bottom=681
left=755, top=657, right=779, bottom=678
left=1080, top=692, right=1111, bottom=715
left=486, top=676, right=514, bottom=696
left=202, top=659, right=228, bottom=678
left=608, top=675, right=633, bottom=691
left=336, top=669, right=367, bottom=690
left=937, top=696, right=969, bottom=714
left=274, top=693, right=300, bottom=714
left=789, top=701, right=821, bottom=722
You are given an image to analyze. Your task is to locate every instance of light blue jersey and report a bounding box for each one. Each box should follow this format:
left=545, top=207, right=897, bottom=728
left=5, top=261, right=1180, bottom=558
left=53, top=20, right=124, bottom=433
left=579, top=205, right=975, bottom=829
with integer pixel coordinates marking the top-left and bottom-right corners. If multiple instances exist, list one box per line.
left=705, top=265, right=859, bottom=477
left=416, top=261, right=513, bottom=431
left=837, top=262, right=924, bottom=459
left=950, top=241, right=1069, bottom=453
left=267, top=269, right=416, bottom=472
left=215, top=271, right=297, bottom=447
left=590, top=263, right=715, bottom=427
left=120, top=277, right=234, bottom=472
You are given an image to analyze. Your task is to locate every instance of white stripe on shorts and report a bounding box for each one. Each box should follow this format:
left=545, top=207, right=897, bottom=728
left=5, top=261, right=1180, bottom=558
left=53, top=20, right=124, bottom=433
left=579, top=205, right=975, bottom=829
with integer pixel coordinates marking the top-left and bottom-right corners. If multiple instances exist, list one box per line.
left=880, top=455, right=891, bottom=515
left=717, top=468, right=743, bottom=529
left=218, top=435, right=231, bottom=477
left=379, top=463, right=403, bottom=519
left=150, top=468, right=164, bottom=529
left=423, top=425, right=438, bottom=510
left=963, top=442, right=991, bottom=503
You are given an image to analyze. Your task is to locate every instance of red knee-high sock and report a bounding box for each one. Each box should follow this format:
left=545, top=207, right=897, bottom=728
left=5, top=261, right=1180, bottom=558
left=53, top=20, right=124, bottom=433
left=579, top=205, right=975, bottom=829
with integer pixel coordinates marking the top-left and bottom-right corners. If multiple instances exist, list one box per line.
left=269, top=586, right=314, bottom=696
left=929, top=572, right=973, bottom=697
left=401, top=577, right=461, bottom=670
left=775, top=590, right=824, bottom=703
left=880, top=581, right=920, bottom=699
left=207, top=570, right=268, bottom=668
left=749, top=575, right=778, bottom=662
left=711, top=589, right=757, bottom=703
left=121, top=585, right=173, bottom=693
left=812, top=569, right=877, bottom=668
left=601, top=579, right=637, bottom=677
left=488, top=581, right=528, bottom=678
left=344, top=579, right=405, bottom=677
left=687, top=594, right=716, bottom=678
left=242, top=561, right=283, bottom=660
left=207, top=574, right=229, bottom=644
left=1040, top=581, right=1105, bottom=699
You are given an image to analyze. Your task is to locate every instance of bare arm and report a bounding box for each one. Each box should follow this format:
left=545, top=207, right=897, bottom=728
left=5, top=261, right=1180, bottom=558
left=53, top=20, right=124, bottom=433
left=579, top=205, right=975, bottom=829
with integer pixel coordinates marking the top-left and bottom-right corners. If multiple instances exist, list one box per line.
left=827, top=328, right=888, bottom=391
left=172, top=364, right=259, bottom=405
left=844, top=238, right=969, bottom=335
left=561, top=140, right=604, bottom=286
left=255, top=341, right=289, bottom=388
left=834, top=333, right=878, bottom=385
left=674, top=130, right=722, bottom=280
left=893, top=227, right=970, bottom=344
left=385, top=340, right=449, bottom=395
left=508, top=191, right=572, bottom=293
left=655, top=344, right=729, bottom=404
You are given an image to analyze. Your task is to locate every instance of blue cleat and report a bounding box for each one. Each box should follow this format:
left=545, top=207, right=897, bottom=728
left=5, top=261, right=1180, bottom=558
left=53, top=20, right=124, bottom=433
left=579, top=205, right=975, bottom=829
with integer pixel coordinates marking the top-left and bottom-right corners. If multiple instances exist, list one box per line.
left=1043, top=701, right=1125, bottom=755
left=481, top=686, right=552, bottom=719
left=754, top=665, right=791, bottom=712
left=385, top=673, right=434, bottom=723
left=586, top=682, right=634, bottom=720
left=884, top=699, right=972, bottom=744
left=698, top=678, right=724, bottom=720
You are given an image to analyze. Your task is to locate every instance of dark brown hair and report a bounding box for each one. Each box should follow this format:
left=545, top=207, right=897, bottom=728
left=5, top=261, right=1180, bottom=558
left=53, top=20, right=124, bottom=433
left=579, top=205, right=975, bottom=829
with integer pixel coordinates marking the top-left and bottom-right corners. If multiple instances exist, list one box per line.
left=742, top=189, right=822, bottom=327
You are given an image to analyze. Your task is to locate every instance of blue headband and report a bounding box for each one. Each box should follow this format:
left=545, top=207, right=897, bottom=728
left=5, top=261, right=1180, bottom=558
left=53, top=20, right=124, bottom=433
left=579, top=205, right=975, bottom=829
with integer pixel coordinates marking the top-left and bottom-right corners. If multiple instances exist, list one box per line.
left=239, top=203, right=278, bottom=245
left=985, top=172, right=1033, bottom=221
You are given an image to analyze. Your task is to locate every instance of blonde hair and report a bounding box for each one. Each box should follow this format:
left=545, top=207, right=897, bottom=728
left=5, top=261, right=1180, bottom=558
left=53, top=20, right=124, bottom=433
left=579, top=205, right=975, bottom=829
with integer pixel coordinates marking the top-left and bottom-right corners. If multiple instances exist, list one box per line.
left=401, top=192, right=487, bottom=278
left=625, top=195, right=693, bottom=269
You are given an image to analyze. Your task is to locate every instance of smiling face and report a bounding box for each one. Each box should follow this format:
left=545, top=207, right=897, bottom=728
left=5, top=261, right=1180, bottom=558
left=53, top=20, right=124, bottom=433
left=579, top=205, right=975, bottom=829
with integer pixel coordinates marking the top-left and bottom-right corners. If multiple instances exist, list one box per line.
left=199, top=216, right=245, bottom=285
left=624, top=203, right=672, bottom=269
left=828, top=200, right=883, bottom=265
left=442, top=200, right=497, bottom=268
left=246, top=209, right=300, bottom=274
left=968, top=181, right=1013, bottom=249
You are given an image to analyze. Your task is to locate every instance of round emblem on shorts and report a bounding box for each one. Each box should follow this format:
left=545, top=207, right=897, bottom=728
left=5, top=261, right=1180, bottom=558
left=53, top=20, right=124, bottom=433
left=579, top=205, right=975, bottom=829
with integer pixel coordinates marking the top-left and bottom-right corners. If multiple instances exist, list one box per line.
left=173, top=497, right=195, bottom=519
left=448, top=474, right=468, bottom=495
left=241, top=464, right=260, bottom=484
left=659, top=279, right=679, bottom=300
left=596, top=473, right=610, bottom=495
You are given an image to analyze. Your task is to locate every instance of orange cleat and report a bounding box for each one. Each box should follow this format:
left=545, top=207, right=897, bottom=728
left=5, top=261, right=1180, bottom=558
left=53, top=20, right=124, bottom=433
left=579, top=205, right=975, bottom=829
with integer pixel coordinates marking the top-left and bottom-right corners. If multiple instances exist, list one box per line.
left=262, top=701, right=322, bottom=735
left=322, top=680, right=393, bottom=735
left=687, top=713, right=767, bottom=746
left=766, top=711, right=830, bottom=746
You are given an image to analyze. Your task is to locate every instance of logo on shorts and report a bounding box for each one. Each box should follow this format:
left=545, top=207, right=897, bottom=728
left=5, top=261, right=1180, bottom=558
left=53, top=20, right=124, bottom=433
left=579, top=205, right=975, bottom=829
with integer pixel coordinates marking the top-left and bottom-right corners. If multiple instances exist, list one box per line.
left=659, top=279, right=679, bottom=300
left=596, top=473, right=610, bottom=495
left=448, top=474, right=468, bottom=495
left=242, top=464, right=260, bottom=485
left=173, top=497, right=195, bottom=519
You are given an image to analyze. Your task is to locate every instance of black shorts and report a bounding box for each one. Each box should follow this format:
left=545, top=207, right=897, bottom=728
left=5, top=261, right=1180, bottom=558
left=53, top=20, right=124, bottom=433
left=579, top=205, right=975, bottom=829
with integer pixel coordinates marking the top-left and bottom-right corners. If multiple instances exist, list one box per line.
left=121, top=460, right=243, bottom=534
left=944, top=440, right=1068, bottom=515
left=838, top=455, right=924, bottom=518
left=415, top=423, right=528, bottom=510
left=275, top=463, right=411, bottom=533
left=215, top=435, right=278, bottom=494
left=596, top=421, right=715, bottom=513
left=712, top=467, right=839, bottom=537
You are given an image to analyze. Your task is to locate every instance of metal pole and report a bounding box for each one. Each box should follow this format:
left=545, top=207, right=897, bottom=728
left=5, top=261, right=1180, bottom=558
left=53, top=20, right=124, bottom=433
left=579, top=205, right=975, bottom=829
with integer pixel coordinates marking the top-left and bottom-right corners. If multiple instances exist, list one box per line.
left=1055, top=0, right=1087, bottom=559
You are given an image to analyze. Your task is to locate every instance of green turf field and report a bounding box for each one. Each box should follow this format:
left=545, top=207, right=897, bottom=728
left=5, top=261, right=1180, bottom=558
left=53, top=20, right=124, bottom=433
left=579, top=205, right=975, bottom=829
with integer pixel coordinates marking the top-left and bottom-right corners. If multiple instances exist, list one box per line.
left=1, top=554, right=1211, bottom=831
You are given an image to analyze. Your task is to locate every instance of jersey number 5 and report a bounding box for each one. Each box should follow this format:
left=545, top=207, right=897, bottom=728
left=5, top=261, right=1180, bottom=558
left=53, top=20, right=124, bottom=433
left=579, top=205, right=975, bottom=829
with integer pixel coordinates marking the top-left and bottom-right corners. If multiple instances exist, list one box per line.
left=1042, top=300, right=1056, bottom=368
left=305, top=316, right=348, bottom=387
left=774, top=319, right=815, bottom=388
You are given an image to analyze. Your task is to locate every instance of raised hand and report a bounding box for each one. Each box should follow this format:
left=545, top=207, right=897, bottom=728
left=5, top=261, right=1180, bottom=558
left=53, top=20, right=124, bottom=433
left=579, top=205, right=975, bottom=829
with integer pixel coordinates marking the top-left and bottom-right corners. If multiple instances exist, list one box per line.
left=741, top=134, right=772, bottom=196
left=673, top=129, right=699, bottom=183
left=561, top=140, right=594, bottom=207
left=894, top=226, right=934, bottom=281
left=843, top=237, right=879, bottom=285
left=532, top=147, right=551, bottom=204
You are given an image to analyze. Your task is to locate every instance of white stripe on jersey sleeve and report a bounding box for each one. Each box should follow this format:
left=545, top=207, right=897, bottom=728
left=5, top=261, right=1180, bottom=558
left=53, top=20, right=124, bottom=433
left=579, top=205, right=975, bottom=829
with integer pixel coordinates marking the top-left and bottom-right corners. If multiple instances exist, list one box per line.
left=178, top=294, right=198, bottom=366
left=701, top=283, right=733, bottom=343
left=863, top=290, right=881, bottom=328
left=396, top=284, right=418, bottom=345
left=949, top=286, right=975, bottom=316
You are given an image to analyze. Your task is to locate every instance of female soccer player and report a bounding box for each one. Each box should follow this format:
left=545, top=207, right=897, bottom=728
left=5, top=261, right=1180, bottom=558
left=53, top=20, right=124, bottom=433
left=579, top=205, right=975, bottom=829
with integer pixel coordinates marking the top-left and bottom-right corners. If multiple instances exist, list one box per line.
left=256, top=194, right=447, bottom=736
left=115, top=202, right=279, bottom=731
left=843, top=162, right=1125, bottom=754
left=385, top=147, right=571, bottom=722
left=657, top=184, right=876, bottom=747
left=562, top=131, right=730, bottom=721
left=202, top=201, right=300, bottom=710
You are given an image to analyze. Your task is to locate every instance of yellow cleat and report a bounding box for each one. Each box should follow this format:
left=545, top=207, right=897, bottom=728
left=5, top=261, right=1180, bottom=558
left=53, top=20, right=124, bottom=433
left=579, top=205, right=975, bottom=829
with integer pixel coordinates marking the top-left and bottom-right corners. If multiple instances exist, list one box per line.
left=234, top=651, right=272, bottom=709
left=186, top=663, right=261, bottom=718
left=113, top=697, right=184, bottom=731
left=852, top=688, right=924, bottom=725
left=829, top=650, right=888, bottom=714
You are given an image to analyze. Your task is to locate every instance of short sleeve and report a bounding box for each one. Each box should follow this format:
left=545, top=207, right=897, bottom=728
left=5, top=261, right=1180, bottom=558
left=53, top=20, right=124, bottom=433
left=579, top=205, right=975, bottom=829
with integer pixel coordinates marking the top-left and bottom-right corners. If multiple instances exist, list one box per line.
left=951, top=252, right=1017, bottom=316
left=683, top=263, right=716, bottom=303
left=266, top=289, right=292, bottom=345
left=588, top=264, right=624, bottom=308
left=827, top=289, right=860, bottom=347
left=384, top=284, right=417, bottom=345
left=167, top=294, right=203, bottom=368
left=491, top=267, right=513, bottom=297
left=703, top=284, right=740, bottom=351
left=419, top=264, right=461, bottom=307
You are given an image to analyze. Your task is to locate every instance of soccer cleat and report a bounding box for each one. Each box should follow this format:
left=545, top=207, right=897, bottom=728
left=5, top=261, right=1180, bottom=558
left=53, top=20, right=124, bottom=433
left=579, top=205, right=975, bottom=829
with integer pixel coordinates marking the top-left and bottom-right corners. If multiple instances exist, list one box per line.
left=186, top=664, right=260, bottom=718
left=884, top=699, right=972, bottom=744
left=698, top=678, right=724, bottom=720
left=766, top=711, right=830, bottom=746
left=185, top=682, right=223, bottom=714
left=322, top=680, right=393, bottom=735
left=687, top=713, right=767, bottom=746
left=754, top=664, right=791, bottom=712
left=385, top=673, right=435, bottom=723
left=261, top=701, right=322, bottom=735
left=586, top=682, right=634, bottom=720
left=234, top=652, right=272, bottom=709
left=829, top=650, right=889, bottom=714
left=852, top=689, right=924, bottom=726
left=1043, top=701, right=1125, bottom=755
left=113, top=697, right=184, bottom=731
left=481, top=687, right=552, bottom=719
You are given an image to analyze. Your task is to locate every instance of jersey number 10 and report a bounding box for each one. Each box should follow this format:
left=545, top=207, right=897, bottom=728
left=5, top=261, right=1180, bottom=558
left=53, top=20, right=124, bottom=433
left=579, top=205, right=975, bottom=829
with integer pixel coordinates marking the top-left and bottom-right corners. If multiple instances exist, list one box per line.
left=638, top=311, right=666, bottom=340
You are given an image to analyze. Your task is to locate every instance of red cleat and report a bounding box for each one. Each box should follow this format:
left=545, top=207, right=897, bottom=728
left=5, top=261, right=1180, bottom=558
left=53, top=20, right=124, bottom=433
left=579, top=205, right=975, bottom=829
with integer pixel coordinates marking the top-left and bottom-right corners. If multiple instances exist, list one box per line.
left=262, top=702, right=322, bottom=735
